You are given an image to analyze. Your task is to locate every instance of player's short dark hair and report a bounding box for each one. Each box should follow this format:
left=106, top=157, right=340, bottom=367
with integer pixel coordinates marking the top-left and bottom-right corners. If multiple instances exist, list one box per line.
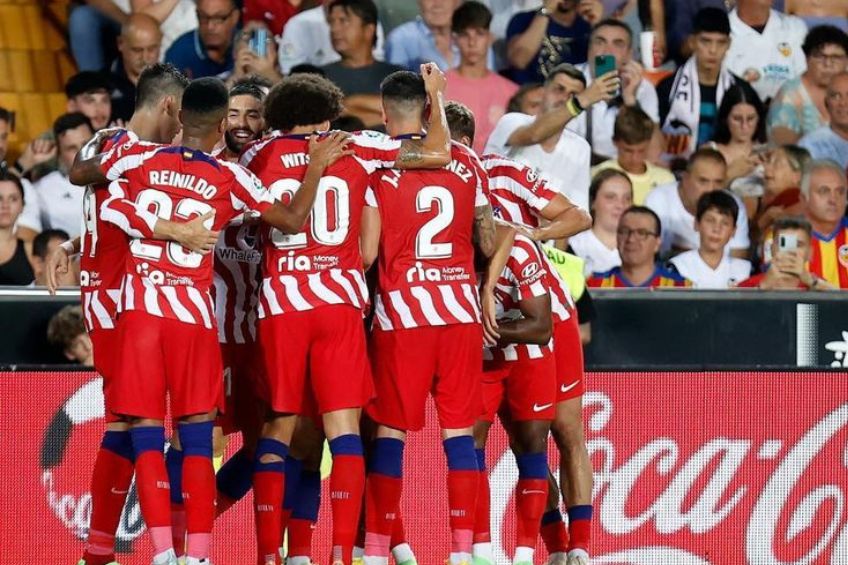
left=0, top=171, right=25, bottom=201
left=451, top=1, right=491, bottom=33
left=331, top=115, right=365, bottom=132
left=0, top=106, right=10, bottom=125
left=773, top=215, right=812, bottom=239
left=264, top=73, right=344, bottom=131
left=545, top=63, right=586, bottom=87
left=613, top=106, right=654, bottom=144
left=591, top=18, right=633, bottom=47
left=289, top=63, right=326, bottom=77
left=445, top=100, right=476, bottom=145
left=687, top=147, right=726, bottom=171
left=803, top=24, right=848, bottom=58
left=136, top=63, right=190, bottom=109
left=181, top=77, right=229, bottom=130
left=381, top=70, right=427, bottom=117
left=695, top=190, right=738, bottom=225
left=693, top=7, right=730, bottom=36
left=622, top=205, right=662, bottom=235
left=507, top=82, right=542, bottom=113
left=589, top=168, right=632, bottom=213
left=47, top=305, right=86, bottom=350
left=53, top=112, right=94, bottom=138
left=230, top=76, right=269, bottom=102
left=33, top=229, right=70, bottom=260
left=64, top=71, right=112, bottom=99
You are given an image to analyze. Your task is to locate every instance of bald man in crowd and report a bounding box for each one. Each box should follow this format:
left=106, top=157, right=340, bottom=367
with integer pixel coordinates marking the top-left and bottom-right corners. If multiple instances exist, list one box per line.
left=110, top=14, right=163, bottom=122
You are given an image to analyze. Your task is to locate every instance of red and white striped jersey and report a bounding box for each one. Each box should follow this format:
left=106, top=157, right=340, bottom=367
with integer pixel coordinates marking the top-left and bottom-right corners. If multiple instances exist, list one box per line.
left=79, top=129, right=152, bottom=332
left=99, top=141, right=275, bottom=328
left=484, top=234, right=553, bottom=362
left=368, top=141, right=489, bottom=331
left=212, top=216, right=262, bottom=344
left=240, top=131, right=401, bottom=316
left=482, top=153, right=573, bottom=321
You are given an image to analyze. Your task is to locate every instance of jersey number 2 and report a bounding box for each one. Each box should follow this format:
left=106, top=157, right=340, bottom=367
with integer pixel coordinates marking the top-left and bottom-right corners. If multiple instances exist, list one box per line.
left=415, top=185, right=454, bottom=259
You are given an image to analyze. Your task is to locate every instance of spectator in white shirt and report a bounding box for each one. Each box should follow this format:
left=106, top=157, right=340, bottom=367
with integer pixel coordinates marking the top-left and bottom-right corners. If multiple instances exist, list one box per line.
left=567, top=18, right=660, bottom=161
left=669, top=190, right=752, bottom=288
left=485, top=62, right=619, bottom=211
left=799, top=72, right=848, bottom=170
left=26, top=113, right=93, bottom=239
left=277, top=4, right=386, bottom=74
left=725, top=0, right=808, bottom=103
left=646, top=147, right=750, bottom=258
left=569, top=168, right=632, bottom=276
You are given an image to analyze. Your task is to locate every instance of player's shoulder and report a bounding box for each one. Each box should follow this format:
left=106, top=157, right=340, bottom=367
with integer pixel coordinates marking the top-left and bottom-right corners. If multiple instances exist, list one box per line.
left=351, top=129, right=400, bottom=149
left=483, top=153, right=540, bottom=187
left=241, top=132, right=302, bottom=166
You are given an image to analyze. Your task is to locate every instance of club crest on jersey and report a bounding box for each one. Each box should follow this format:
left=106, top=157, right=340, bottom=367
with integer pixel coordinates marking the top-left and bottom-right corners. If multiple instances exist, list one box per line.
left=839, top=244, right=848, bottom=268
left=526, top=168, right=538, bottom=184
left=778, top=42, right=792, bottom=57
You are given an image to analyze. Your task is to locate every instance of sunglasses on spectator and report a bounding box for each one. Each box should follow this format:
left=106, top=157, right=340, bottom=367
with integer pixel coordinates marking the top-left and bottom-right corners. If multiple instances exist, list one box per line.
left=197, top=9, right=236, bottom=26
left=617, top=227, right=658, bottom=240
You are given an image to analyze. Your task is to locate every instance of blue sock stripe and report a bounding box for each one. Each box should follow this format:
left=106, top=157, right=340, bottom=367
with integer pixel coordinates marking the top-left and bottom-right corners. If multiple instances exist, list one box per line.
left=443, top=436, right=478, bottom=471
left=130, top=426, right=165, bottom=456
left=216, top=448, right=254, bottom=501
left=101, top=430, right=134, bottom=461
left=475, top=448, right=486, bottom=472
left=254, top=438, right=288, bottom=474
left=283, top=457, right=304, bottom=509
left=164, top=446, right=184, bottom=504
left=177, top=421, right=214, bottom=458
left=371, top=437, right=404, bottom=478
left=329, top=434, right=364, bottom=456
left=515, top=452, right=548, bottom=480
left=567, top=505, right=593, bottom=522
left=291, top=469, right=321, bottom=521
left=541, top=509, right=564, bottom=525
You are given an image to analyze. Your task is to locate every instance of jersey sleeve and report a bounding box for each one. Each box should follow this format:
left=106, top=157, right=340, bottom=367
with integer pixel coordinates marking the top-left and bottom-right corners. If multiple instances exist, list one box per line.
left=99, top=179, right=158, bottom=238
left=466, top=150, right=491, bottom=207
left=351, top=131, right=403, bottom=174
left=225, top=162, right=275, bottom=215
left=508, top=239, right=550, bottom=301
left=99, top=140, right=159, bottom=181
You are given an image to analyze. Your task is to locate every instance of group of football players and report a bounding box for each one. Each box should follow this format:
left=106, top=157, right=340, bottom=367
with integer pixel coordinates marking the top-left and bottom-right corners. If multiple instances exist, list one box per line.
left=49, top=58, right=601, bottom=565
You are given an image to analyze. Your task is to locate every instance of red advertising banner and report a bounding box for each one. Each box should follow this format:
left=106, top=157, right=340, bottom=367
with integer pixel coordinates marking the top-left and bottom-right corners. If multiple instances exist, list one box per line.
left=1, top=371, right=847, bottom=564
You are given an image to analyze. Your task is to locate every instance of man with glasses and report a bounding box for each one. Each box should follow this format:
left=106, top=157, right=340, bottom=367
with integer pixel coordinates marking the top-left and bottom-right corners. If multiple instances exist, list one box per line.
left=800, top=72, right=848, bottom=169
left=166, top=0, right=240, bottom=78
left=587, top=206, right=691, bottom=287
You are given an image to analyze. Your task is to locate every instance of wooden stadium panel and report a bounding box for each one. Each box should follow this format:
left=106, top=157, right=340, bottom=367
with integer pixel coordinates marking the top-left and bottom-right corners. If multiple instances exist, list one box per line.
left=0, top=52, right=13, bottom=91
left=56, top=51, right=76, bottom=85
left=31, top=50, right=62, bottom=92
left=23, top=4, right=47, bottom=50
left=7, top=50, right=35, bottom=92
left=46, top=92, right=67, bottom=121
left=20, top=93, right=51, bottom=140
left=0, top=5, right=30, bottom=49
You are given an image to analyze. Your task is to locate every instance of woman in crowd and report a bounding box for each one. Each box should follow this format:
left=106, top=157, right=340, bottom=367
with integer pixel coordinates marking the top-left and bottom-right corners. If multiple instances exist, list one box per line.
left=0, top=174, right=35, bottom=285
left=767, top=25, right=848, bottom=145
left=707, top=84, right=768, bottom=184
left=569, top=169, right=633, bottom=277
left=752, top=145, right=812, bottom=238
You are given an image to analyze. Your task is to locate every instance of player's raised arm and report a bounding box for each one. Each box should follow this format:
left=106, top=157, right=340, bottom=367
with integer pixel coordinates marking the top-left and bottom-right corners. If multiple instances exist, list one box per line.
left=394, top=62, right=452, bottom=169
left=526, top=192, right=592, bottom=242
left=68, top=127, right=124, bottom=186
left=260, top=131, right=353, bottom=233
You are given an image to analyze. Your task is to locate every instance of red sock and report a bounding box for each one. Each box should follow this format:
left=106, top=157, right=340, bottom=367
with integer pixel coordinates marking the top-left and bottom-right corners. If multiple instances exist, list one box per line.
left=82, top=444, right=134, bottom=564
left=390, top=511, right=406, bottom=548
left=134, top=450, right=173, bottom=555
left=171, top=503, right=186, bottom=557
left=183, top=454, right=216, bottom=560
left=473, top=468, right=491, bottom=544
left=447, top=470, right=478, bottom=554
left=567, top=506, right=592, bottom=551
left=540, top=513, right=569, bottom=554
left=515, top=478, right=547, bottom=548
left=364, top=473, right=402, bottom=557
left=287, top=518, right=315, bottom=557
left=330, top=454, right=365, bottom=563
left=254, top=469, right=284, bottom=564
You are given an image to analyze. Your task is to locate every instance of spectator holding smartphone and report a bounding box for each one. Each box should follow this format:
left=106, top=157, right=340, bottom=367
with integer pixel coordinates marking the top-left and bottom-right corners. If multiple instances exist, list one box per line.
left=738, top=216, right=834, bottom=289
left=669, top=190, right=752, bottom=288
left=801, top=159, right=848, bottom=288
left=228, top=22, right=284, bottom=86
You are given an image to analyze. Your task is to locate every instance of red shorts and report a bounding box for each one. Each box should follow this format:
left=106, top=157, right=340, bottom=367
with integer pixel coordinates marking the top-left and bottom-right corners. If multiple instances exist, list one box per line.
left=554, top=315, right=585, bottom=402
left=481, top=353, right=557, bottom=422
left=217, top=342, right=266, bottom=436
left=110, top=311, right=224, bottom=420
left=367, top=324, right=483, bottom=432
left=90, top=327, right=121, bottom=423
left=259, top=304, right=373, bottom=416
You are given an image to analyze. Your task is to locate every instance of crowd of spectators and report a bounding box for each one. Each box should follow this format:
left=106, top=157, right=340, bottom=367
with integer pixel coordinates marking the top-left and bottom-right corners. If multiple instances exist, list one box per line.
left=1, top=0, right=847, bottom=291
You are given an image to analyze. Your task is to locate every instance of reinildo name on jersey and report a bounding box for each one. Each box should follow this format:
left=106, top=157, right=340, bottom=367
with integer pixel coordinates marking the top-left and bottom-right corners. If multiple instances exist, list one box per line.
left=148, top=170, right=218, bottom=200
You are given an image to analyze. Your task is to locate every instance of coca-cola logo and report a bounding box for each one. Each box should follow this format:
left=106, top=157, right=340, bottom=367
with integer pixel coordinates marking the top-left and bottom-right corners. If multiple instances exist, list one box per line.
left=39, top=378, right=145, bottom=550
left=489, top=388, right=848, bottom=565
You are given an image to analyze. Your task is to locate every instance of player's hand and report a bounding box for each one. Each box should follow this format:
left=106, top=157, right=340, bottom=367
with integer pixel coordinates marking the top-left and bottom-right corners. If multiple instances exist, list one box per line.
left=514, top=224, right=541, bottom=241
left=481, top=286, right=500, bottom=346
left=307, top=131, right=353, bottom=169
left=420, top=62, right=447, bottom=95
left=577, top=70, right=620, bottom=108
left=45, top=244, right=71, bottom=295
left=177, top=211, right=219, bottom=254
